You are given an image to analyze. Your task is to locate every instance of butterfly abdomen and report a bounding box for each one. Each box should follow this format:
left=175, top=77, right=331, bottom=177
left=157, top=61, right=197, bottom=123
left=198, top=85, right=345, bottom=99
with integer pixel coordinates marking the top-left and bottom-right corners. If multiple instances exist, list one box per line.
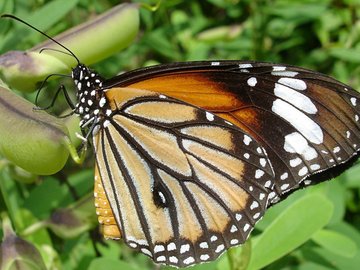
left=94, top=164, right=122, bottom=239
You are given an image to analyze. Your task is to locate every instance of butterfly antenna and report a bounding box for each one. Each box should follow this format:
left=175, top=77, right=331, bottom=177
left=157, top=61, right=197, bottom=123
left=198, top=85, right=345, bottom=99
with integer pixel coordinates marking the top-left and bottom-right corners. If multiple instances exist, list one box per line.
left=39, top=47, right=75, bottom=58
left=1, top=14, right=80, bottom=64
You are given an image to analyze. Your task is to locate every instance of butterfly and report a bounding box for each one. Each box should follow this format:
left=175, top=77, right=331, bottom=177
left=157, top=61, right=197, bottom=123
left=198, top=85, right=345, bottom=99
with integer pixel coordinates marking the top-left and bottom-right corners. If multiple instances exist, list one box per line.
left=3, top=15, right=360, bottom=268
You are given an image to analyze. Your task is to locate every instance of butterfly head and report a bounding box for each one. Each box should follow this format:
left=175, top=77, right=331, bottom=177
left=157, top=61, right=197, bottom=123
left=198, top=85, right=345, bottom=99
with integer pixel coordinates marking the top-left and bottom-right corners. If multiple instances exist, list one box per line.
left=71, top=64, right=108, bottom=130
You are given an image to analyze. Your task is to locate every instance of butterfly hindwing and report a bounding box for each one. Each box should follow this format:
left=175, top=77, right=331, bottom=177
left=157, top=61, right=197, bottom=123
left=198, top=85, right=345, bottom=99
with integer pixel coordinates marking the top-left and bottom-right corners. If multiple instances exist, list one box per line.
left=93, top=87, right=274, bottom=267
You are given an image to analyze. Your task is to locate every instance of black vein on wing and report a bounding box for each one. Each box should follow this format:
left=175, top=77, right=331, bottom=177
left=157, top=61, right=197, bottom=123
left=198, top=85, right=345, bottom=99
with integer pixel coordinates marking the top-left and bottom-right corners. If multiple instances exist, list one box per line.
left=103, top=127, right=154, bottom=250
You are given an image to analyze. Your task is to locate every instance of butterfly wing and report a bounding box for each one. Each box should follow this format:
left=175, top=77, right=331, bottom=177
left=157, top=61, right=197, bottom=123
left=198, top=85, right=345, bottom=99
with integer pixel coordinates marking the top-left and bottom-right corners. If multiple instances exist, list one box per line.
left=93, top=87, right=275, bottom=267
left=106, top=61, right=360, bottom=201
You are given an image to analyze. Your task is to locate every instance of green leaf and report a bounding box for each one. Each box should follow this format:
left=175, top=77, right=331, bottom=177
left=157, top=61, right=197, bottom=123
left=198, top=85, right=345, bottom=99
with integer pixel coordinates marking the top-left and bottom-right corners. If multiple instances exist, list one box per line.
left=312, top=229, right=357, bottom=258
left=88, top=258, right=138, bottom=270
left=329, top=48, right=360, bottom=63
left=311, top=247, right=360, bottom=270
left=0, top=0, right=79, bottom=52
left=342, top=164, right=360, bottom=188
left=247, top=194, right=333, bottom=270
left=23, top=0, right=80, bottom=28
left=297, top=262, right=335, bottom=270
left=23, top=178, right=72, bottom=218
left=31, top=3, right=140, bottom=67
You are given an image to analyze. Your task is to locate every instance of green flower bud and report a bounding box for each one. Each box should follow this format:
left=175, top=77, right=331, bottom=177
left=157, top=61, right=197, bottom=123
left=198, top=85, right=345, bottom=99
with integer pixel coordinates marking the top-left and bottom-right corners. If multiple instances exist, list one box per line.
left=0, top=3, right=139, bottom=92
left=0, top=51, right=68, bottom=92
left=46, top=194, right=97, bottom=239
left=33, top=3, right=140, bottom=67
left=0, top=83, right=71, bottom=175
left=8, top=165, right=38, bottom=184
left=197, top=25, right=242, bottom=42
left=0, top=215, right=47, bottom=270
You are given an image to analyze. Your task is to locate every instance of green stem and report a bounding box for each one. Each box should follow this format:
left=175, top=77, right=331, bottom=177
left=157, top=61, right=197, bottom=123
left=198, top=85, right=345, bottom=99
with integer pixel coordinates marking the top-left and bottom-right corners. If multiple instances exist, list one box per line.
left=21, top=220, right=47, bottom=237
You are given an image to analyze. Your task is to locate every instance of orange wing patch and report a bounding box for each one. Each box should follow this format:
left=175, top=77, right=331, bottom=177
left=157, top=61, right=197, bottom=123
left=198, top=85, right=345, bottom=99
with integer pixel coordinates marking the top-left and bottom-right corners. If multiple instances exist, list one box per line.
left=125, top=72, right=263, bottom=140
left=126, top=72, right=245, bottom=111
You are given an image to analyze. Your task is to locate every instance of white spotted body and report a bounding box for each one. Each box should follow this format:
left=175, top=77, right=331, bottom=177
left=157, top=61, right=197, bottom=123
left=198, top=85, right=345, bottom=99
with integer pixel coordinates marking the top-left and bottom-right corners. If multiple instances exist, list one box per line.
left=71, top=64, right=108, bottom=132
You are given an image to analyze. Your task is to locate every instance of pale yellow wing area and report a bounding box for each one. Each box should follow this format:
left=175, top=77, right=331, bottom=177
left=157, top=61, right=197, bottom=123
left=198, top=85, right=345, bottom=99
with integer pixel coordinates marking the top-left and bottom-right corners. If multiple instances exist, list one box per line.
left=92, top=87, right=275, bottom=267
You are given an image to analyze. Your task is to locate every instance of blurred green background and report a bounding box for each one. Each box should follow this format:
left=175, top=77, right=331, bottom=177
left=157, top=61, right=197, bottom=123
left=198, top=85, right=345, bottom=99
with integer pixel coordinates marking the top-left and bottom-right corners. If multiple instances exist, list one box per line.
left=0, top=0, right=360, bottom=269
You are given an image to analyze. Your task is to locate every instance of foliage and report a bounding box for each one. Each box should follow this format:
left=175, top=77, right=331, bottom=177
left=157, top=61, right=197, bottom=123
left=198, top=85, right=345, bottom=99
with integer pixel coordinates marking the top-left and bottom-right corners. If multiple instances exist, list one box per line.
left=0, top=0, right=360, bottom=269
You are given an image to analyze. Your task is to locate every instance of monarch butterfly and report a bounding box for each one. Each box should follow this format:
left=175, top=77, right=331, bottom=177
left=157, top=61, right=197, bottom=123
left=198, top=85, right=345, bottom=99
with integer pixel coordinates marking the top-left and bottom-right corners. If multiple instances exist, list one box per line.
left=3, top=15, right=360, bottom=268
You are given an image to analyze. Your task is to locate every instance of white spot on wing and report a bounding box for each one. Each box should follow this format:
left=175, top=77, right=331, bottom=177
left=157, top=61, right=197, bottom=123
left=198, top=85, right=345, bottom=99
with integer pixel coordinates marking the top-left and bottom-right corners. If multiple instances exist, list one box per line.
left=272, top=71, right=299, bottom=77
left=239, top=63, right=253, bottom=68
left=280, top=172, right=288, bottom=180
left=250, top=201, right=259, bottom=209
left=310, top=164, right=320, bottom=170
left=200, top=254, right=210, bottom=261
left=272, top=100, right=323, bottom=144
left=284, top=132, right=318, bottom=160
left=278, top=78, right=307, bottom=90
left=230, top=239, right=239, bottom=245
left=206, top=112, right=214, bottom=121
left=351, top=97, right=357, bottom=106
left=154, top=245, right=165, bottom=253
left=169, top=256, right=178, bottom=263
left=273, top=66, right=286, bottom=71
left=281, top=184, right=290, bottom=191
left=243, top=135, right=252, bottom=145
left=215, top=244, right=225, bottom=253
left=184, top=256, right=195, bottom=265
left=230, top=225, right=238, bottom=233
left=180, top=244, right=190, bottom=253
left=167, top=242, right=176, bottom=251
left=156, top=256, right=166, bottom=262
left=210, top=235, right=218, bottom=242
left=290, top=157, right=302, bottom=167
left=255, top=169, right=264, bottom=179
left=260, top=158, right=267, bottom=167
left=141, top=248, right=152, bottom=257
left=247, top=77, right=257, bottom=87
left=274, top=83, right=317, bottom=114
left=298, top=166, right=309, bottom=176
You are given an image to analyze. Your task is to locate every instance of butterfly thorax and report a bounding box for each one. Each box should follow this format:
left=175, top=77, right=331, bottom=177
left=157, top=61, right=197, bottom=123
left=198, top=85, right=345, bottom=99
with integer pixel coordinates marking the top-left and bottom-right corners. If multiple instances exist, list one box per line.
left=71, top=64, right=111, bottom=132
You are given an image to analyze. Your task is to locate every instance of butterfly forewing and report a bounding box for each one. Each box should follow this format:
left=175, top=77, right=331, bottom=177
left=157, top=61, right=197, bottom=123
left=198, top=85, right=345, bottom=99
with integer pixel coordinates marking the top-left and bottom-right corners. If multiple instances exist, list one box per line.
left=108, top=61, right=360, bottom=201
left=93, top=87, right=274, bottom=267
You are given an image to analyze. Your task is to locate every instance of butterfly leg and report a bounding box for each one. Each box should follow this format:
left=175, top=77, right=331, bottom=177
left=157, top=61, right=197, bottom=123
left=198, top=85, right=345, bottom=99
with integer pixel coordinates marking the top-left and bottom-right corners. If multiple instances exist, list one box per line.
left=34, top=84, right=75, bottom=111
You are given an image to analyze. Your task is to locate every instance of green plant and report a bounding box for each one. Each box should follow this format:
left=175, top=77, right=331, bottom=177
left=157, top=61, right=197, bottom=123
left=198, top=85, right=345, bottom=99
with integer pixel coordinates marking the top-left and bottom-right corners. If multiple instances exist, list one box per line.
left=0, top=1, right=359, bottom=270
